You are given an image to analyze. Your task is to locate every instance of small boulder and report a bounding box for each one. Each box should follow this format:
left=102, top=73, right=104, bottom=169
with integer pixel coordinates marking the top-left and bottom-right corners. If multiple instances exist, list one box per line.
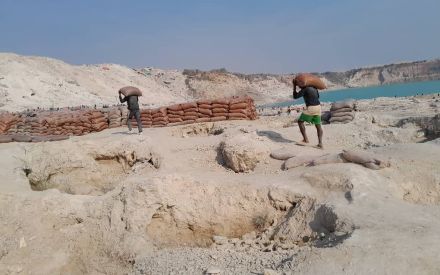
left=270, top=148, right=296, bottom=160
left=219, top=134, right=269, bottom=172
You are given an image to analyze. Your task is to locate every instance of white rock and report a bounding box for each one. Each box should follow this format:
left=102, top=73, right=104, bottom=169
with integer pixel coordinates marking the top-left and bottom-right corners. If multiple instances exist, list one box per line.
left=264, top=269, right=279, bottom=275
left=212, top=235, right=228, bottom=245
left=19, top=237, right=26, bottom=248
left=206, top=266, right=222, bottom=274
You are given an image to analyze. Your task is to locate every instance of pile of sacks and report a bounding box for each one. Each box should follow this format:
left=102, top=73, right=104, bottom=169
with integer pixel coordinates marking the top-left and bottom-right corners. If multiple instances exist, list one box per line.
left=329, top=101, right=356, bottom=124
left=0, top=113, right=19, bottom=134
left=106, top=108, right=123, bottom=129
left=0, top=96, right=258, bottom=142
left=3, top=110, right=108, bottom=136
left=270, top=148, right=390, bottom=170
left=123, top=96, right=257, bottom=128
left=0, top=134, right=69, bottom=143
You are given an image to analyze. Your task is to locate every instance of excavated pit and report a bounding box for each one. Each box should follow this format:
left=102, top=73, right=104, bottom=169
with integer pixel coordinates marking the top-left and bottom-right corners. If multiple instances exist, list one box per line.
left=140, top=180, right=355, bottom=249
left=172, top=123, right=225, bottom=137
left=397, top=114, right=440, bottom=141
left=25, top=155, right=154, bottom=195
left=21, top=138, right=160, bottom=195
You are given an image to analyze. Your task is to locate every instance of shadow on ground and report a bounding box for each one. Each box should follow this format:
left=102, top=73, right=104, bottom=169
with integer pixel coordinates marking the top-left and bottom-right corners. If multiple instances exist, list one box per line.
left=256, top=130, right=293, bottom=143
left=111, top=131, right=139, bottom=135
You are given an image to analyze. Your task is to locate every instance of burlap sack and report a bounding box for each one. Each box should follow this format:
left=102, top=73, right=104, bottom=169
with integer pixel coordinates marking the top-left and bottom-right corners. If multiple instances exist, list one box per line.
left=153, top=117, right=168, bottom=123
left=229, top=102, right=248, bottom=110
left=89, top=111, right=103, bottom=119
left=331, top=101, right=355, bottom=111
left=151, top=108, right=167, bottom=116
left=309, top=154, right=346, bottom=166
left=168, top=114, right=184, bottom=119
left=270, top=149, right=296, bottom=160
left=184, top=111, right=198, bottom=117
left=341, top=150, right=375, bottom=164
left=211, top=116, right=227, bottom=122
left=213, top=112, right=228, bottom=117
left=119, top=86, right=142, bottom=96
left=229, top=109, right=249, bottom=115
left=331, top=107, right=353, bottom=114
left=331, top=112, right=355, bottom=118
left=91, top=117, right=107, bottom=124
left=183, top=108, right=198, bottom=113
left=183, top=115, right=198, bottom=121
left=168, top=110, right=184, bottom=116
left=169, top=118, right=184, bottom=123
left=295, top=73, right=327, bottom=90
left=181, top=102, right=198, bottom=109
left=212, top=108, right=228, bottom=113
left=152, top=112, right=166, bottom=119
left=212, top=99, right=229, bottom=105
left=167, top=104, right=183, bottom=111
left=198, top=104, right=212, bottom=109
left=197, top=99, right=212, bottom=105
left=212, top=104, right=229, bottom=109
left=283, top=155, right=317, bottom=170
left=198, top=108, right=212, bottom=116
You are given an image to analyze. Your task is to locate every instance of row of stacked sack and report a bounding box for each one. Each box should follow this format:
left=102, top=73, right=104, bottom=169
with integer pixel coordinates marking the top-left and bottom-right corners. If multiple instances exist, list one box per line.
left=130, top=96, right=257, bottom=128
left=0, top=96, right=257, bottom=143
left=321, top=100, right=357, bottom=124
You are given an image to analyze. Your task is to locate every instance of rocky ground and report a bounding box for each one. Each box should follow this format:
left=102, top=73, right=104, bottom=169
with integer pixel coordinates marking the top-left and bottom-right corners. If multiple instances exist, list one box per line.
left=0, top=95, right=439, bottom=274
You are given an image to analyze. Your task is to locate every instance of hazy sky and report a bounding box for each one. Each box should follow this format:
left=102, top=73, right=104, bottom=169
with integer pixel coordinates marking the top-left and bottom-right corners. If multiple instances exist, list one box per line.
left=1, top=0, right=439, bottom=73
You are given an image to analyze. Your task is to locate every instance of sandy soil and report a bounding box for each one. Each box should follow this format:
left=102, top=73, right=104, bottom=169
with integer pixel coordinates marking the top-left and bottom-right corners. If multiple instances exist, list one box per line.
left=0, top=95, right=439, bottom=274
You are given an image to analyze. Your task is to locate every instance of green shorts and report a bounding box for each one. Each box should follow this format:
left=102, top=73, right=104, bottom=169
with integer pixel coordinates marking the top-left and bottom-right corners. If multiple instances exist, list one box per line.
left=299, top=113, right=321, bottom=125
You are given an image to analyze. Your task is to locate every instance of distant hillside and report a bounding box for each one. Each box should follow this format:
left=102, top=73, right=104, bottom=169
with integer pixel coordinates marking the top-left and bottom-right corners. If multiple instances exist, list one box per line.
left=0, top=53, right=439, bottom=111
left=318, top=59, right=440, bottom=88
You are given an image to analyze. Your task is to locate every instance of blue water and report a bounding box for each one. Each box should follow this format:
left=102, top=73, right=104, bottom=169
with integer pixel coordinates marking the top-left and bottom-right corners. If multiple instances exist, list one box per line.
left=264, top=80, right=440, bottom=107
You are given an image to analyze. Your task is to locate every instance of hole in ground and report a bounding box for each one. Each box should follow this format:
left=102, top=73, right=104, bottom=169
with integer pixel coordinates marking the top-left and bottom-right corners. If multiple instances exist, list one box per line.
left=144, top=184, right=354, bottom=250
left=173, top=123, right=224, bottom=138
left=25, top=153, right=157, bottom=195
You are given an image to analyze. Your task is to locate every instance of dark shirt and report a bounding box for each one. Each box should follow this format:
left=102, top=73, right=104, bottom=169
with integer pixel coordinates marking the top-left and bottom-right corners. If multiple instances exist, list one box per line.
left=119, top=95, right=140, bottom=110
left=293, top=86, right=320, bottom=106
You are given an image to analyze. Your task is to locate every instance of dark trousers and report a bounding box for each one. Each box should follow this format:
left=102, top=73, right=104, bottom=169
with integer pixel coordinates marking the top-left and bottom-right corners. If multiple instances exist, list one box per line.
left=127, top=109, right=142, bottom=132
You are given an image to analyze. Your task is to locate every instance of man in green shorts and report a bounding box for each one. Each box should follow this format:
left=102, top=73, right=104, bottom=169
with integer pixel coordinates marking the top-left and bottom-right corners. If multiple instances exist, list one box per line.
left=293, top=79, right=323, bottom=148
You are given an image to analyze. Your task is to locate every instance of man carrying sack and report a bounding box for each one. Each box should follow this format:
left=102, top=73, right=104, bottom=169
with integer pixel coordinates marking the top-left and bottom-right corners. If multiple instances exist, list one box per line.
left=119, top=86, right=143, bottom=134
left=293, top=74, right=325, bottom=149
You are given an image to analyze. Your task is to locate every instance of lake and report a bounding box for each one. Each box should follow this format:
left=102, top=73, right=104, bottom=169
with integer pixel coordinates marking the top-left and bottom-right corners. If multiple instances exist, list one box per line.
left=264, top=80, right=440, bottom=107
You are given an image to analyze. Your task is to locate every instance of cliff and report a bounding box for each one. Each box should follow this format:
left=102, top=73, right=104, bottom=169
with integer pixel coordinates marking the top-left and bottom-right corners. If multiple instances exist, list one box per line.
left=319, top=59, right=440, bottom=89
